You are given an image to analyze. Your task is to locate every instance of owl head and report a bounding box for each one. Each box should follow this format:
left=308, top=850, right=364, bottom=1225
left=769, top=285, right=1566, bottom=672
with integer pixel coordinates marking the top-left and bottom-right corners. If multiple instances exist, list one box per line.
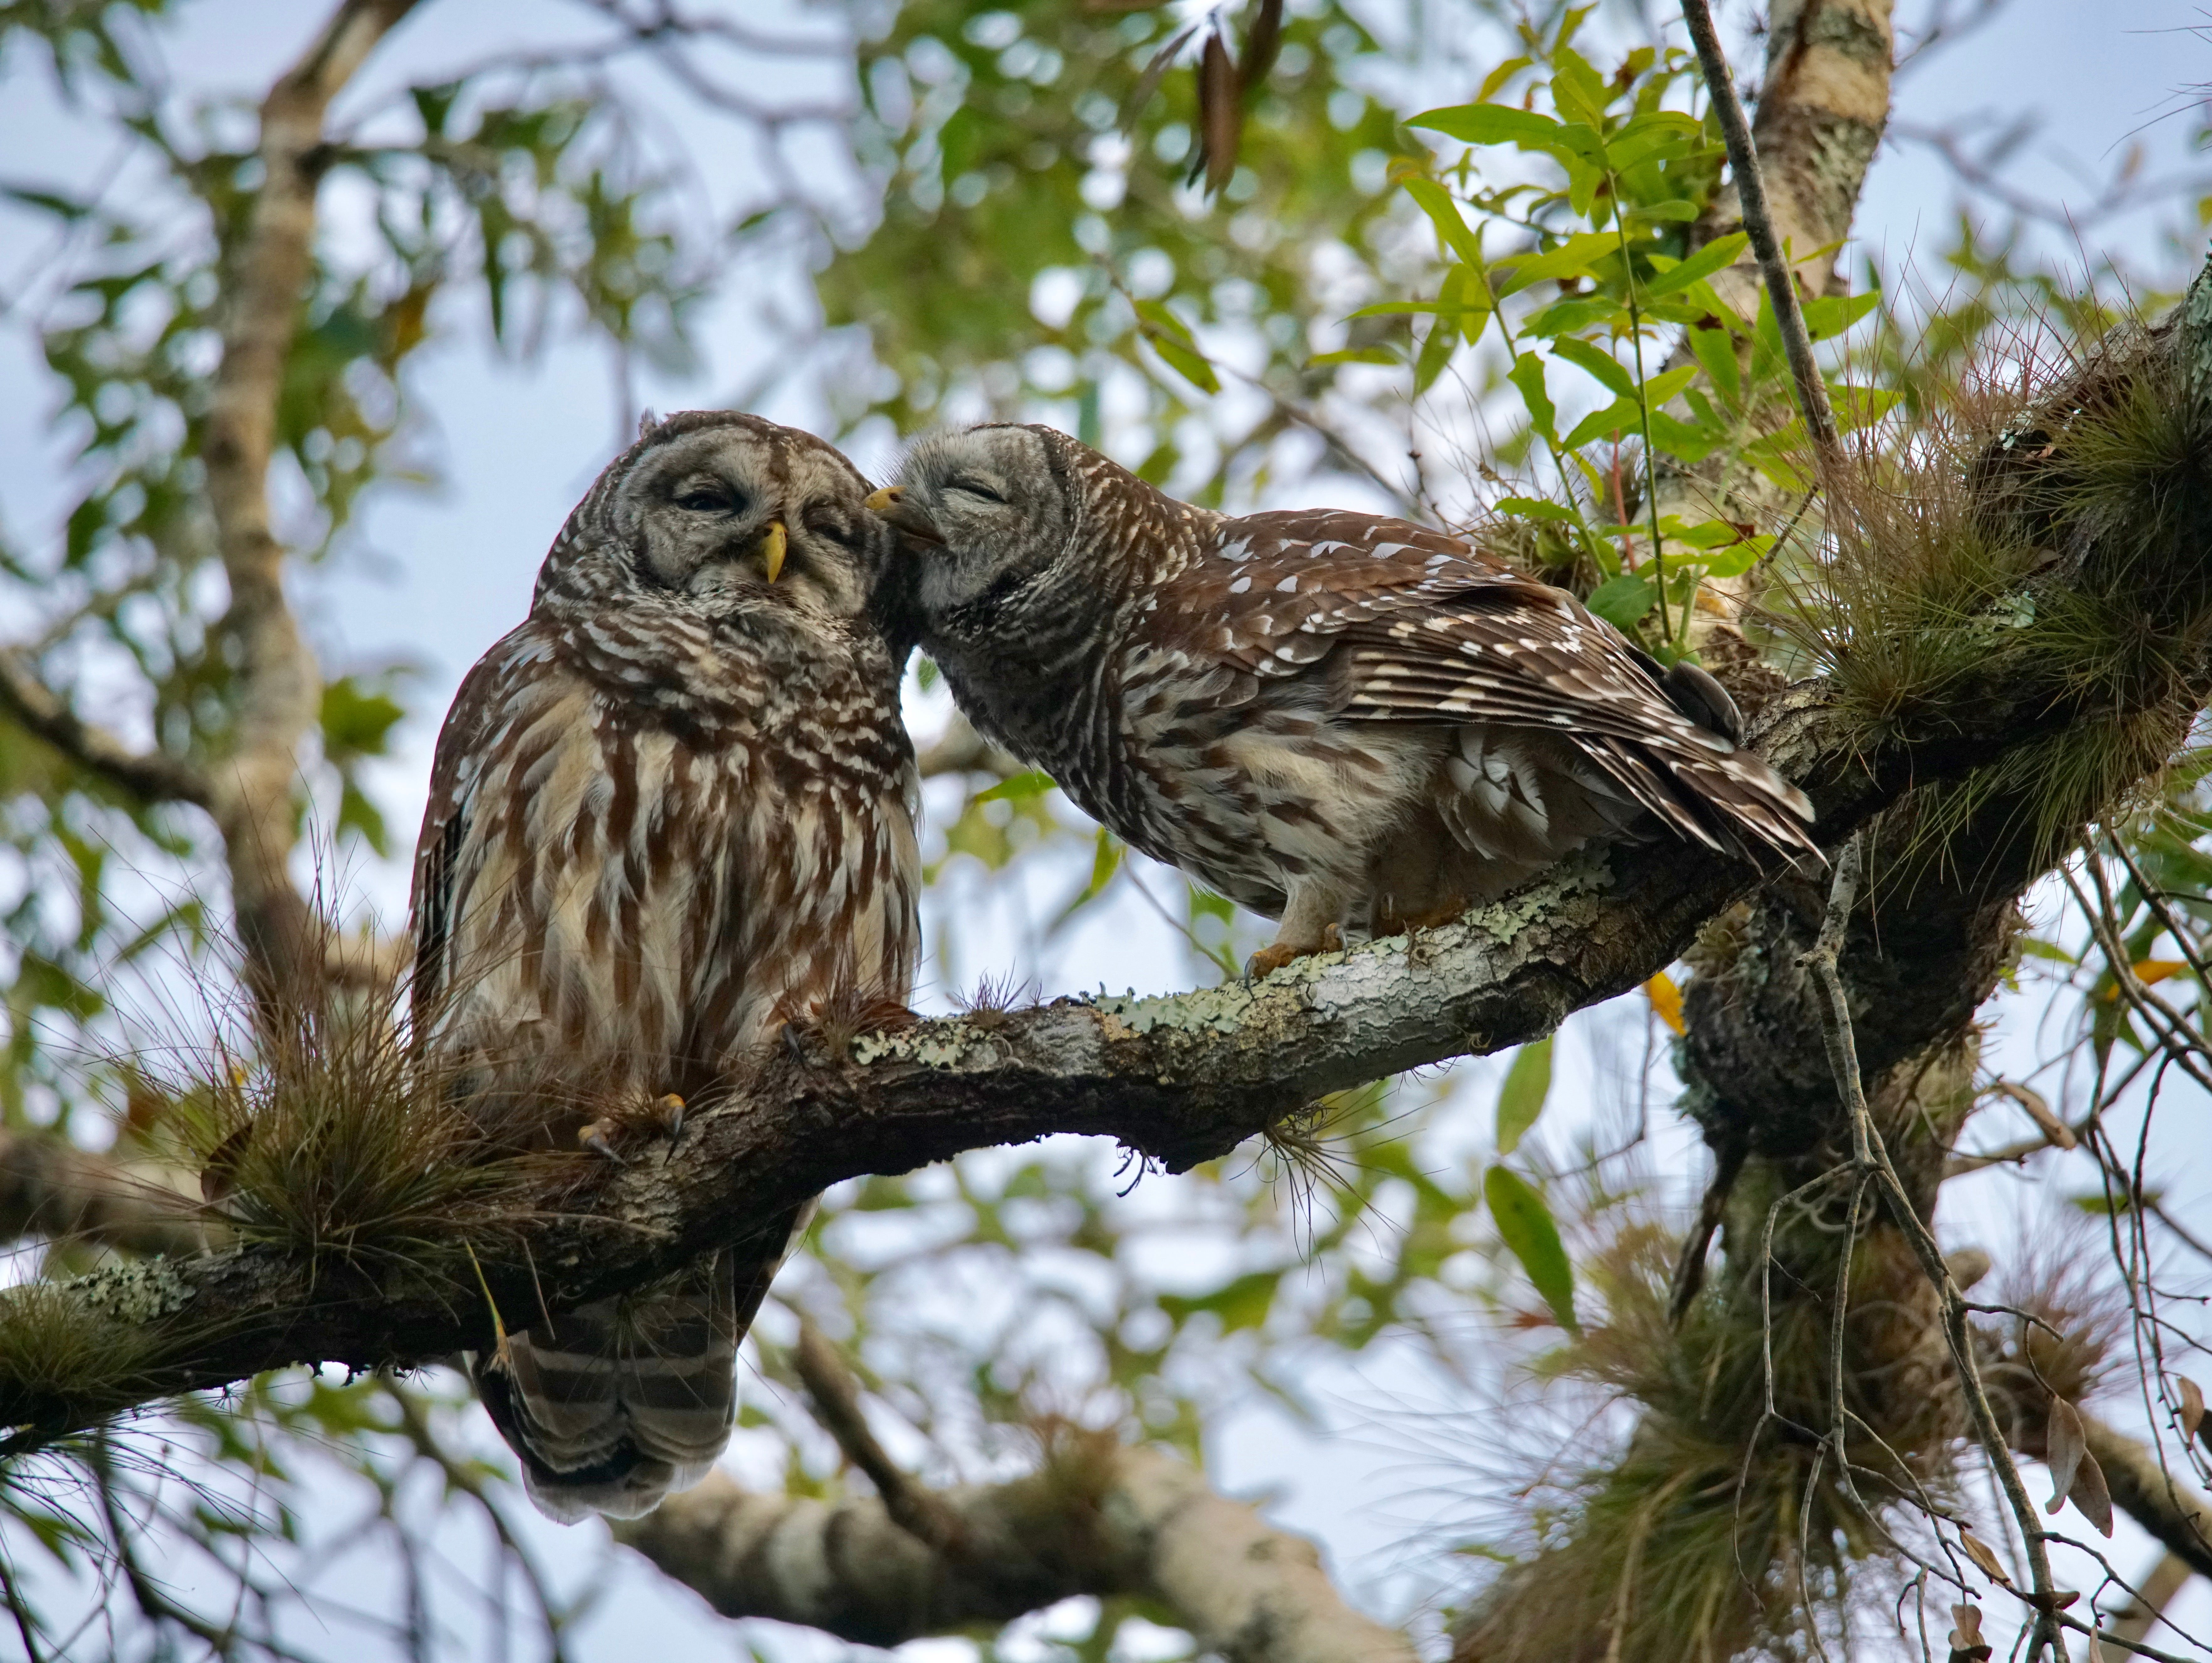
left=537, top=411, right=892, bottom=626
left=866, top=424, right=1094, bottom=639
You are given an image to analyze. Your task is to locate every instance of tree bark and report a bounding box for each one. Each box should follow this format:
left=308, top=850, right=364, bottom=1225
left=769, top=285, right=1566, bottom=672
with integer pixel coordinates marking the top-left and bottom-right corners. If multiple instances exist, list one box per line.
left=614, top=1439, right=1416, bottom=1663
left=199, top=0, right=418, bottom=1013
left=5, top=251, right=2209, bottom=1435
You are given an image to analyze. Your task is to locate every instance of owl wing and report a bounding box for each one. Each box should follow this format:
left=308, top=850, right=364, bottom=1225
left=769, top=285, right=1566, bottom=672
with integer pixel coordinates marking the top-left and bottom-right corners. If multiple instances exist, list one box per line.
left=1156, top=509, right=1817, bottom=863
left=408, top=628, right=541, bottom=1028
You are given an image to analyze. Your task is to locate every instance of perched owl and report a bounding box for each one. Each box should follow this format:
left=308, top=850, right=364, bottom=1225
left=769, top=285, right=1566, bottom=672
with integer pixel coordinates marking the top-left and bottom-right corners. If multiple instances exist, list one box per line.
left=409, top=410, right=920, bottom=1522
left=870, top=424, right=1814, bottom=975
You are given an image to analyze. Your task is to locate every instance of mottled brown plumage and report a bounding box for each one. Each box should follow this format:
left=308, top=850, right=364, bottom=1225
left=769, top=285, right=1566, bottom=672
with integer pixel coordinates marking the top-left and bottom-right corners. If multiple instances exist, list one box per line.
left=876, top=423, right=1813, bottom=971
left=409, top=410, right=919, bottom=1521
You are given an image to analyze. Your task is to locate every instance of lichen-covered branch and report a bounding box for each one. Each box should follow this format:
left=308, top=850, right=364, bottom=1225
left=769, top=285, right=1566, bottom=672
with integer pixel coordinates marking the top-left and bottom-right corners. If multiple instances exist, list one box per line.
left=199, top=0, right=418, bottom=1009
left=6, top=253, right=2212, bottom=1438
left=614, top=1436, right=1416, bottom=1663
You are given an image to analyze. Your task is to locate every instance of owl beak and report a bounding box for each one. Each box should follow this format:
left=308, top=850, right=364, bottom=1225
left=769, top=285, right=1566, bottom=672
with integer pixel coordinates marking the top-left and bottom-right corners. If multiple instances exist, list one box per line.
left=759, top=519, right=787, bottom=583
left=865, top=485, right=944, bottom=546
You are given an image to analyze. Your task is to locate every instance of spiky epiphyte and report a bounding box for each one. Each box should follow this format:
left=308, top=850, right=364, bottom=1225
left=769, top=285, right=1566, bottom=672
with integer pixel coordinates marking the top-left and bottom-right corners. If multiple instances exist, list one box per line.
left=1452, top=1220, right=1964, bottom=1663
left=1771, top=320, right=2212, bottom=877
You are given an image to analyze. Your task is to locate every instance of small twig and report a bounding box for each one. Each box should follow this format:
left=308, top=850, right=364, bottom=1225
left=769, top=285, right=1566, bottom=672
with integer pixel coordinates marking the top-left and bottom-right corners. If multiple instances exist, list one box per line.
left=791, top=1319, right=964, bottom=1553
left=1798, top=832, right=2065, bottom=1658
left=1678, top=0, right=1842, bottom=475
left=1667, top=1133, right=1745, bottom=1324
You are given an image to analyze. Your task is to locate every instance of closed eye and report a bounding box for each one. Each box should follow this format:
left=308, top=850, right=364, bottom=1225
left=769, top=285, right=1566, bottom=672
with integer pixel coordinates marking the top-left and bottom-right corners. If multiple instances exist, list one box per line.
left=675, top=486, right=742, bottom=514
left=806, top=510, right=859, bottom=547
left=948, top=478, right=1005, bottom=504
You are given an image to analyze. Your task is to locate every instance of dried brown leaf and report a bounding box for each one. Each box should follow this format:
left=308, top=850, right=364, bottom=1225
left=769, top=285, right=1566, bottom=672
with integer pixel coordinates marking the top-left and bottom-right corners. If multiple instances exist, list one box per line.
left=1198, top=27, right=1239, bottom=194
left=2178, top=1374, right=2205, bottom=1447
left=2068, top=1446, right=2115, bottom=1537
left=1959, top=1529, right=2013, bottom=1586
left=1240, top=0, right=1284, bottom=91
left=2046, top=1395, right=2087, bottom=1512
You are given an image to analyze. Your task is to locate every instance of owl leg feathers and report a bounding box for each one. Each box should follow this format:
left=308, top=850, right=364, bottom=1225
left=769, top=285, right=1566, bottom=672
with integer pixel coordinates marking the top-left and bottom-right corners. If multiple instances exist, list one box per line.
left=1246, top=879, right=1348, bottom=979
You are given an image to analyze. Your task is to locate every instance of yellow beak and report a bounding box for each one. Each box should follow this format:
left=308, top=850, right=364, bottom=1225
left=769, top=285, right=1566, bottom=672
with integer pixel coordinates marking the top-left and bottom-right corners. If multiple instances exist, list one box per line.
left=760, top=519, right=787, bottom=584
left=864, top=484, right=945, bottom=545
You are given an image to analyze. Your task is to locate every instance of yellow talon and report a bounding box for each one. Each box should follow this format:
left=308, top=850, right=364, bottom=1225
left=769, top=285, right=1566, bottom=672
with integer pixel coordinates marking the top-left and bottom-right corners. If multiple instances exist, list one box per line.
left=577, top=1119, right=624, bottom=1163
left=761, top=519, right=787, bottom=583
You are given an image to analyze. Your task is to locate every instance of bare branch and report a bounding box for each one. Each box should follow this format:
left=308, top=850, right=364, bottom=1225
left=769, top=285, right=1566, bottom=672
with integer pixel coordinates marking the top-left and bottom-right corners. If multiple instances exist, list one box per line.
left=614, top=1437, right=1417, bottom=1663
left=0, top=652, right=209, bottom=808
left=0, top=1130, right=203, bottom=1259
left=1680, top=0, right=1840, bottom=467
left=790, top=1320, right=963, bottom=1552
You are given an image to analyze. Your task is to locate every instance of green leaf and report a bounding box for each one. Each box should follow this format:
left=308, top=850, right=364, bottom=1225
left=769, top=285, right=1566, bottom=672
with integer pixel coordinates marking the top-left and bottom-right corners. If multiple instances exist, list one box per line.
left=1148, top=333, right=1221, bottom=395
left=1494, top=1037, right=1553, bottom=1155
left=1585, top=572, right=1654, bottom=627
left=1485, top=1166, right=1578, bottom=1333
left=1496, top=230, right=1621, bottom=298
left=1684, top=320, right=1743, bottom=409
left=1049, top=827, right=1125, bottom=934
left=1641, top=232, right=1750, bottom=298
left=1406, top=104, right=1568, bottom=149
left=1401, top=177, right=1486, bottom=270
left=1133, top=297, right=1197, bottom=347
left=1508, top=352, right=1558, bottom=444
left=1495, top=496, right=1580, bottom=523
left=1550, top=335, right=1637, bottom=399
left=1159, top=1268, right=1282, bottom=1333
left=974, top=769, right=1057, bottom=804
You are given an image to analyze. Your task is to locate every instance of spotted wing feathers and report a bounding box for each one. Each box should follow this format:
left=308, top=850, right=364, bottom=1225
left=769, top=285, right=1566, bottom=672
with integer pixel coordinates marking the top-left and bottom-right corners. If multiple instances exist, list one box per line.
left=1163, top=509, right=1817, bottom=867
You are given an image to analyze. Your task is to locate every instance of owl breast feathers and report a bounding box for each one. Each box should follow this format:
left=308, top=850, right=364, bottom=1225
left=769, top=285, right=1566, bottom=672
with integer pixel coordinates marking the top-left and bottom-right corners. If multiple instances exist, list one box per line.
left=409, top=410, right=920, bottom=1521
left=873, top=422, right=1815, bottom=973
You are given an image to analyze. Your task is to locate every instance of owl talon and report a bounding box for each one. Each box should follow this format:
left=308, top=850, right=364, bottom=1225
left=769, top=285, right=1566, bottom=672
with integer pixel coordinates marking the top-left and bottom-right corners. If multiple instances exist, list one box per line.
left=577, top=1119, right=625, bottom=1164
left=1244, top=942, right=1301, bottom=980
left=652, top=1093, right=686, bottom=1153
left=781, top=1022, right=810, bottom=1067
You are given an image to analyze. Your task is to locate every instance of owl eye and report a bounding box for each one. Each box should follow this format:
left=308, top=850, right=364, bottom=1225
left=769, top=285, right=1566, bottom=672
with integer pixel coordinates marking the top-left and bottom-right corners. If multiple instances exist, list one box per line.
left=675, top=485, right=743, bottom=515
left=807, top=511, right=859, bottom=547
left=947, top=479, right=1005, bottom=505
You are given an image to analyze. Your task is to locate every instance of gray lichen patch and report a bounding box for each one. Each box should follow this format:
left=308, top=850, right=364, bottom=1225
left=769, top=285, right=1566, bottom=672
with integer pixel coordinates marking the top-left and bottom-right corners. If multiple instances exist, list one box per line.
left=69, top=1257, right=197, bottom=1326
left=1090, top=978, right=1265, bottom=1036
left=1459, top=846, right=1614, bottom=945
left=852, top=1023, right=993, bottom=1069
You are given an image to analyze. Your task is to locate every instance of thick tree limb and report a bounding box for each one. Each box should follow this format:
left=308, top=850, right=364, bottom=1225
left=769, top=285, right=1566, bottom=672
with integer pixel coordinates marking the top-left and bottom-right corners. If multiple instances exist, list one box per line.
left=0, top=1131, right=202, bottom=1260
left=613, top=1437, right=1416, bottom=1663
left=3, top=253, right=2211, bottom=1440
left=200, top=0, right=417, bottom=1009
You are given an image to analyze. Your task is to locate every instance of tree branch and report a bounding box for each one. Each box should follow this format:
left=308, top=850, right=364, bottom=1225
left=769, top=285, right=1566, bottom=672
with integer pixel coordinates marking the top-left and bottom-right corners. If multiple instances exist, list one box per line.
left=0, top=1130, right=203, bottom=1260
left=0, top=651, right=210, bottom=808
left=614, top=1435, right=1416, bottom=1663
left=2081, top=1412, right=2212, bottom=1582
left=200, top=0, right=418, bottom=1009
left=4, top=248, right=2211, bottom=1455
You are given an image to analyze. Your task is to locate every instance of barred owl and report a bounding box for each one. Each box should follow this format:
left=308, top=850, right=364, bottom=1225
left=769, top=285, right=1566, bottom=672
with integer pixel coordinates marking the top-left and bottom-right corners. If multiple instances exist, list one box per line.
left=409, top=410, right=920, bottom=1522
left=871, top=424, right=1813, bottom=976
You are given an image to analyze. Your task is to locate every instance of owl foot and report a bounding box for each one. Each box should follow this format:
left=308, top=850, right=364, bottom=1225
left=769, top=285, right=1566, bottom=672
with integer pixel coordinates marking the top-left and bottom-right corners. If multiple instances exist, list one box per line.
left=1243, top=923, right=1343, bottom=981
left=576, top=1118, right=626, bottom=1164
left=650, top=1093, right=686, bottom=1152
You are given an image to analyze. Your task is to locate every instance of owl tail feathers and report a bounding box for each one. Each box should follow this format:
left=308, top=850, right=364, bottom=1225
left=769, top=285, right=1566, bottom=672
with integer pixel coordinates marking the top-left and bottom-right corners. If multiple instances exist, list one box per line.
left=470, top=1210, right=806, bottom=1523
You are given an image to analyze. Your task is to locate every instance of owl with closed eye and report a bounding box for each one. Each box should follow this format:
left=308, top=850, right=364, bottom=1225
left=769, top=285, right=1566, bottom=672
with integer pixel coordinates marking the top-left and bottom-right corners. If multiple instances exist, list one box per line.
left=870, top=423, right=1814, bottom=976
left=409, top=410, right=920, bottom=1521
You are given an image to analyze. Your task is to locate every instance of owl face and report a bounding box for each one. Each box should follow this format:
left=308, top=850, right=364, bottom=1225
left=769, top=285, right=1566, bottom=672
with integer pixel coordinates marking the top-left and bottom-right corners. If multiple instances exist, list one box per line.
left=540, top=413, right=888, bottom=624
left=873, top=425, right=1080, bottom=629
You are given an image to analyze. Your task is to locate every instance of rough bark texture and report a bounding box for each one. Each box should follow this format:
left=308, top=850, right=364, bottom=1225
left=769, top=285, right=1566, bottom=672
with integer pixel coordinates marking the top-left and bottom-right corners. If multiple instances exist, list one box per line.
left=614, top=1440, right=1417, bottom=1663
